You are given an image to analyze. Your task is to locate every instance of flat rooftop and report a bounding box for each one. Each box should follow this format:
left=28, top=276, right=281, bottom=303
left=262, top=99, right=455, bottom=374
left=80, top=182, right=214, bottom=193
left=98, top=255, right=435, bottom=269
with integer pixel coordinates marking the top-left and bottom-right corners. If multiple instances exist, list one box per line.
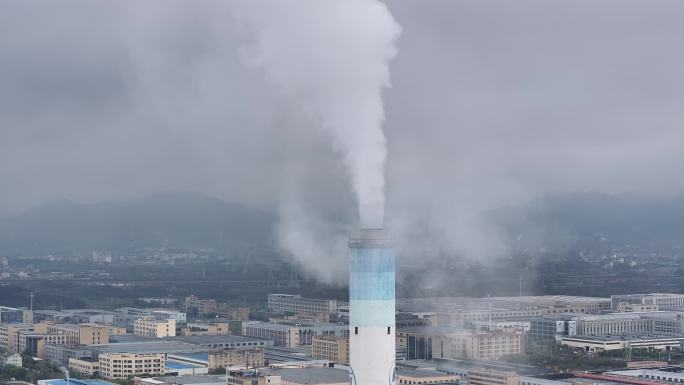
left=89, top=341, right=206, bottom=354
left=260, top=367, right=349, bottom=383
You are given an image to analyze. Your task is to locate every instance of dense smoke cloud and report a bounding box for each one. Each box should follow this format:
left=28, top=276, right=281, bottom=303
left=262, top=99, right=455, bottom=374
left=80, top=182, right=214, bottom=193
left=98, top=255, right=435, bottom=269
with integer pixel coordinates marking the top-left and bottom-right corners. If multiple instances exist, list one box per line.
left=227, top=0, right=400, bottom=229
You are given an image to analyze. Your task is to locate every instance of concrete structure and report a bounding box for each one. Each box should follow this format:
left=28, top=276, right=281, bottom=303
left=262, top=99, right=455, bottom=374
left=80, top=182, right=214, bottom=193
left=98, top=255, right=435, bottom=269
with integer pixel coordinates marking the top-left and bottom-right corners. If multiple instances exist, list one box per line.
left=520, top=377, right=571, bottom=385
left=468, top=369, right=519, bottom=385
left=260, top=367, right=349, bottom=385
left=396, top=368, right=459, bottom=385
left=267, top=294, right=346, bottom=317
left=311, top=336, right=349, bottom=364
left=0, top=323, right=33, bottom=352
left=46, top=344, right=92, bottom=365
left=0, top=352, right=22, bottom=367
left=99, top=352, right=166, bottom=379
left=573, top=312, right=684, bottom=335
left=165, top=359, right=207, bottom=376
left=433, top=329, right=524, bottom=360
left=169, top=349, right=265, bottom=370
left=37, top=379, right=118, bottom=385
left=608, top=369, right=684, bottom=383
left=242, top=321, right=346, bottom=348
left=0, top=306, right=25, bottom=324
left=153, top=310, right=186, bottom=326
left=561, top=334, right=684, bottom=352
left=47, top=323, right=110, bottom=345
left=398, top=295, right=611, bottom=328
left=135, top=317, right=176, bottom=338
left=185, top=296, right=219, bottom=316
left=69, top=357, right=100, bottom=376
left=526, top=315, right=576, bottom=351
left=181, top=323, right=230, bottom=336
left=349, top=228, right=395, bottom=385
left=612, top=294, right=684, bottom=311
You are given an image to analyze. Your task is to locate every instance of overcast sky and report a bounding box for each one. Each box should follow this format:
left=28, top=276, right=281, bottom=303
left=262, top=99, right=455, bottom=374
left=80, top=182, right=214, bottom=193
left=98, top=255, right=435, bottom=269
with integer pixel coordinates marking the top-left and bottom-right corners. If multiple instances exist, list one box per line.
left=2, top=1, right=684, bottom=275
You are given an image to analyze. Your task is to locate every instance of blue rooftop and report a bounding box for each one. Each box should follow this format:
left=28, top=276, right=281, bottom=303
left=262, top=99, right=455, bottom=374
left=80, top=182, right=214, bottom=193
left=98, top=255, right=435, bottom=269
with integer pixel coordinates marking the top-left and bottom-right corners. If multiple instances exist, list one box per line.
left=172, top=352, right=209, bottom=362
left=166, top=361, right=198, bottom=369
left=47, top=379, right=116, bottom=385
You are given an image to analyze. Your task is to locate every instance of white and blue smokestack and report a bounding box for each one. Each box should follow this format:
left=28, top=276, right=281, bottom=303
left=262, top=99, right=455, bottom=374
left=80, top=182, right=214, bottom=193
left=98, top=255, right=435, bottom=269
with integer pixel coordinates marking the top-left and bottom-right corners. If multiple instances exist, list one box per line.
left=349, top=228, right=396, bottom=385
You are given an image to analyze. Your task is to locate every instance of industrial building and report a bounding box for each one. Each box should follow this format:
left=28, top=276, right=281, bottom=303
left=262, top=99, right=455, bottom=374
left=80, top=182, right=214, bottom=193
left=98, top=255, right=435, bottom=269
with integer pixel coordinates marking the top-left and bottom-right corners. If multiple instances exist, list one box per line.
left=242, top=321, right=346, bottom=348
left=169, top=348, right=265, bottom=370
left=468, top=369, right=520, bottom=385
left=45, top=344, right=93, bottom=365
left=0, top=306, right=26, bottom=324
left=607, top=369, right=684, bottom=383
left=396, top=368, right=459, bottom=384
left=561, top=334, right=684, bottom=352
left=267, top=294, right=346, bottom=317
left=611, top=294, right=684, bottom=311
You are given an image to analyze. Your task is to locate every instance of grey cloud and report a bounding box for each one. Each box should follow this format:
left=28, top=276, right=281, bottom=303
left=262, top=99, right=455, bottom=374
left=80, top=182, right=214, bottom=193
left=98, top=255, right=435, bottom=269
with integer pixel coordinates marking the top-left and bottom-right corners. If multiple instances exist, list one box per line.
left=2, top=0, right=684, bottom=281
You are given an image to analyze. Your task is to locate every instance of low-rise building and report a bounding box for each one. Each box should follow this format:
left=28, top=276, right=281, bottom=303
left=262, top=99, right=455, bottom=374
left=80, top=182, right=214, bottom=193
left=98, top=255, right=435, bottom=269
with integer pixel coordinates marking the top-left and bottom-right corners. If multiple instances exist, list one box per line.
left=168, top=348, right=265, bottom=370
left=396, top=368, right=459, bottom=384
left=468, top=369, right=519, bottom=385
left=0, top=352, right=22, bottom=367
left=69, top=357, right=100, bottom=376
left=561, top=334, right=684, bottom=352
left=134, top=317, right=176, bottom=338
left=611, top=294, right=684, bottom=311
left=311, top=336, right=348, bottom=364
left=46, top=344, right=92, bottom=366
left=180, top=323, right=230, bottom=336
left=433, top=329, right=524, bottom=360
left=98, top=352, right=166, bottom=379
left=242, top=321, right=347, bottom=348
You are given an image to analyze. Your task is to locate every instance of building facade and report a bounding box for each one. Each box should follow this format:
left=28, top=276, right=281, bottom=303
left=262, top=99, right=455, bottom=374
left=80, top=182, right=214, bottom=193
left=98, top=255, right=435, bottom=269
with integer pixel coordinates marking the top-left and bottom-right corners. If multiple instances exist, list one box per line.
left=434, top=330, right=524, bottom=360
left=242, top=321, right=346, bottom=348
left=312, top=336, right=349, bottom=364
left=98, top=353, right=166, bottom=379
left=612, top=294, right=684, bottom=311
left=134, top=317, right=176, bottom=338
left=469, top=369, right=519, bottom=385
left=267, top=294, right=345, bottom=317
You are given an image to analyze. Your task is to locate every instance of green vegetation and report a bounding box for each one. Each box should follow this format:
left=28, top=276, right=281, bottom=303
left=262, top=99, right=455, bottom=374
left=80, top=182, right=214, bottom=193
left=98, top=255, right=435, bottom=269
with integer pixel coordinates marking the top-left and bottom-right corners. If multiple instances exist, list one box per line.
left=502, top=348, right=626, bottom=371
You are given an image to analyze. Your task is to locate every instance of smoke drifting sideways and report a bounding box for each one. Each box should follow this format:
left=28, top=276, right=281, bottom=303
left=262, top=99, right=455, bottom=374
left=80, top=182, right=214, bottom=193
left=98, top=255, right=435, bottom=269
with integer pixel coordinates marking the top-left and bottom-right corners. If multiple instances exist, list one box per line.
left=228, top=0, right=401, bottom=230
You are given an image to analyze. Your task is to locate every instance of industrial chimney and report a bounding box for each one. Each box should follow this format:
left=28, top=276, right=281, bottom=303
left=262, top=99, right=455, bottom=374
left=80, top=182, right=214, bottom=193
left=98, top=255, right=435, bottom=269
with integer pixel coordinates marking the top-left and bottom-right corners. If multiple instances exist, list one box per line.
left=349, top=228, right=396, bottom=385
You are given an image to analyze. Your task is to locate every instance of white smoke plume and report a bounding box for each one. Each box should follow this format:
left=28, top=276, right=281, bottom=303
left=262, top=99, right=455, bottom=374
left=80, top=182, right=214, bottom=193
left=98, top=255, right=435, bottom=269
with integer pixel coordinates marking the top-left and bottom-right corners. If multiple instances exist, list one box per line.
left=228, top=0, right=401, bottom=229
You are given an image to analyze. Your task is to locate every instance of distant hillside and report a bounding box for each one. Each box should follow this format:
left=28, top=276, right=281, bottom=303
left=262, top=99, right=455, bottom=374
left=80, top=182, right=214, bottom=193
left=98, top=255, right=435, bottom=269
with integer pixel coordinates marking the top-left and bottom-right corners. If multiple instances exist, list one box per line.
left=498, top=191, right=684, bottom=252
left=0, top=192, right=276, bottom=255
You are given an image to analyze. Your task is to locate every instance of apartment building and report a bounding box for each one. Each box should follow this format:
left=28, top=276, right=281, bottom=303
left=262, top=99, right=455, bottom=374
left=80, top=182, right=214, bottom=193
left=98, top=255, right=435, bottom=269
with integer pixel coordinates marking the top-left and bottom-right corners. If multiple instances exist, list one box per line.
left=134, top=317, right=176, bottom=338
left=311, top=336, right=349, bottom=364
left=98, top=353, right=166, bottom=379
left=69, top=357, right=100, bottom=376
left=434, top=330, right=524, bottom=360
left=469, top=369, right=519, bottom=385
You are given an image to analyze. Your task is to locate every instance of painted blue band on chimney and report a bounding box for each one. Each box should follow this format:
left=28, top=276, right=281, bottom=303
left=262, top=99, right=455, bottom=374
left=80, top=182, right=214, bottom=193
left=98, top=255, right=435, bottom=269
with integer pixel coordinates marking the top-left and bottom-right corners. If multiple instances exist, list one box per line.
left=349, top=244, right=395, bottom=326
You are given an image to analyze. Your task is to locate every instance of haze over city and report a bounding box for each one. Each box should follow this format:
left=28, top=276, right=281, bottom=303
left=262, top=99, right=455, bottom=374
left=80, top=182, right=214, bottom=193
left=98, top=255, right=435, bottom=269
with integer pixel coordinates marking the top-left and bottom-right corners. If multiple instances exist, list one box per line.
left=2, top=1, right=684, bottom=385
